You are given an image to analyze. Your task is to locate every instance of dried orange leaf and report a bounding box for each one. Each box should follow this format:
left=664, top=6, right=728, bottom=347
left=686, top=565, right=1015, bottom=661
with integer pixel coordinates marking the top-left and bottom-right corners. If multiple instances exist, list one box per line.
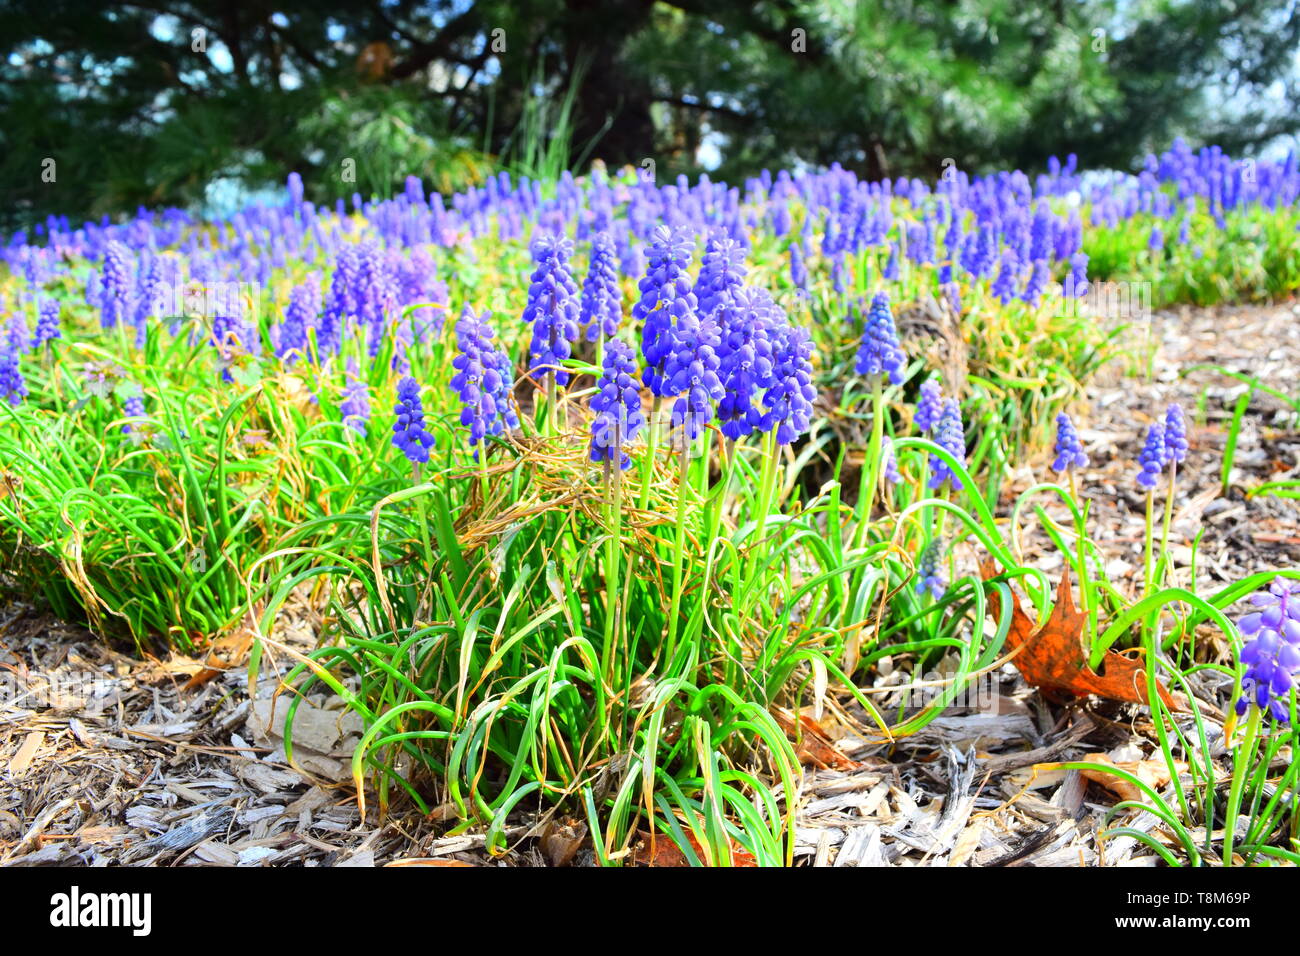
left=981, top=561, right=1187, bottom=712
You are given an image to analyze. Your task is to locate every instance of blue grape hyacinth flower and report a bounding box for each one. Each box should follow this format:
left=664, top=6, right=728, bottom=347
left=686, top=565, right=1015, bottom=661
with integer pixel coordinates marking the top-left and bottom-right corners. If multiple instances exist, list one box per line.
left=0, top=320, right=28, bottom=406
left=716, top=286, right=777, bottom=442
left=915, top=379, right=944, bottom=432
left=694, top=233, right=748, bottom=319
left=34, top=298, right=61, bottom=347
left=1163, top=403, right=1188, bottom=465
left=589, top=338, right=645, bottom=470
left=663, top=307, right=724, bottom=444
left=1052, top=413, right=1088, bottom=472
left=1236, top=628, right=1300, bottom=723
left=1239, top=579, right=1300, bottom=644
left=524, top=232, right=581, bottom=387
left=121, top=394, right=146, bottom=435
left=881, top=435, right=901, bottom=485
left=1136, top=421, right=1166, bottom=490
left=916, top=539, right=946, bottom=599
left=637, top=225, right=697, bottom=396
left=854, top=291, right=906, bottom=385
left=392, top=376, right=435, bottom=464
left=340, top=360, right=370, bottom=436
left=928, top=399, right=966, bottom=490
left=579, top=231, right=622, bottom=343
left=451, top=306, right=519, bottom=454
left=762, top=322, right=816, bottom=446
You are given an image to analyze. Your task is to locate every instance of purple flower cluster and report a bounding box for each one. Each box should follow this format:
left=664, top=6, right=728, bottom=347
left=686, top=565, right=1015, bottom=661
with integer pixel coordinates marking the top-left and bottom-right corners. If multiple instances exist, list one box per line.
left=450, top=306, right=518, bottom=453
left=277, top=275, right=320, bottom=364
left=579, top=232, right=622, bottom=343
left=392, top=376, right=435, bottom=464
left=1236, top=579, right=1300, bottom=722
left=764, top=323, right=816, bottom=445
left=928, top=399, right=966, bottom=490
left=589, top=338, right=645, bottom=470
left=881, top=436, right=901, bottom=485
left=916, top=539, right=946, bottom=599
left=854, top=291, right=906, bottom=385
left=34, top=298, right=61, bottom=347
left=100, top=240, right=133, bottom=329
left=662, top=304, right=724, bottom=443
left=121, top=394, right=146, bottom=434
left=0, top=320, right=28, bottom=405
left=1135, top=420, right=1166, bottom=490
left=716, top=288, right=778, bottom=441
left=1163, top=403, right=1188, bottom=464
left=635, top=225, right=697, bottom=396
left=915, top=379, right=944, bottom=432
left=524, top=233, right=581, bottom=386
left=694, top=233, right=748, bottom=319
left=1052, top=413, right=1088, bottom=472
left=340, top=360, right=370, bottom=436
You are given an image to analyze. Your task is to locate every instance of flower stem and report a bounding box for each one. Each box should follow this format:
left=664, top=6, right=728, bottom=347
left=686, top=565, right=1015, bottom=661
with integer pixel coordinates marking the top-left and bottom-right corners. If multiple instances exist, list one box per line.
left=852, top=376, right=886, bottom=553
left=664, top=434, right=692, bottom=663
left=1222, top=706, right=1262, bottom=865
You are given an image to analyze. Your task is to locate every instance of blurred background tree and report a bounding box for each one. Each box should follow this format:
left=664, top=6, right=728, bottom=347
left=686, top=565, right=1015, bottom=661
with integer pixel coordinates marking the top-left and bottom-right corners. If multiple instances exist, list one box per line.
left=3, top=0, right=1299, bottom=229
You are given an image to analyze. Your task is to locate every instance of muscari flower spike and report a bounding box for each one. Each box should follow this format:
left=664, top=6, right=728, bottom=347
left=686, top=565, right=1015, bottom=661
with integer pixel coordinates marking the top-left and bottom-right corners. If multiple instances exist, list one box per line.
left=662, top=304, right=724, bottom=444
left=579, top=231, right=622, bottom=343
left=340, top=360, right=370, bottom=436
left=1136, top=421, right=1166, bottom=490
left=0, top=320, right=28, bottom=406
left=854, top=291, right=906, bottom=385
left=450, top=306, right=519, bottom=455
left=1163, top=403, right=1188, bottom=465
left=1238, top=635, right=1299, bottom=723
left=392, top=376, right=435, bottom=464
left=121, top=394, right=145, bottom=435
left=763, top=322, right=816, bottom=446
left=1052, top=413, right=1088, bottom=472
left=589, top=338, right=646, bottom=470
left=916, top=539, right=946, bottom=599
left=928, top=399, right=966, bottom=490
left=694, top=233, right=748, bottom=319
left=524, top=233, right=581, bottom=386
left=715, top=286, right=777, bottom=442
left=34, top=298, right=61, bottom=347
left=1239, top=578, right=1300, bottom=644
left=881, top=435, right=901, bottom=485
left=915, top=379, right=944, bottom=432
left=636, top=225, right=697, bottom=396
left=278, top=275, right=319, bottom=364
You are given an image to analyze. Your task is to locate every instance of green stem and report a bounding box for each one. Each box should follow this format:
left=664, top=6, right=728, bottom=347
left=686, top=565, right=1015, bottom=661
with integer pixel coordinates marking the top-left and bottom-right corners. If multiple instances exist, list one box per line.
left=852, top=376, right=885, bottom=553
left=1141, top=488, right=1157, bottom=643
left=601, top=456, right=623, bottom=686
left=664, top=435, right=692, bottom=663
left=545, top=373, right=557, bottom=436
left=1160, top=461, right=1178, bottom=581
left=1069, top=470, right=1091, bottom=631
left=1222, top=707, right=1262, bottom=866
left=638, top=394, right=661, bottom=512
left=412, top=464, right=434, bottom=570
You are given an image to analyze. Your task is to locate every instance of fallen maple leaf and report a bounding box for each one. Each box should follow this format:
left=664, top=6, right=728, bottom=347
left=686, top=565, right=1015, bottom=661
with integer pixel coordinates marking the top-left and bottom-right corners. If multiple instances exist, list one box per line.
left=771, top=706, right=860, bottom=770
left=981, top=560, right=1187, bottom=712
left=630, top=829, right=758, bottom=867
left=384, top=858, right=478, bottom=867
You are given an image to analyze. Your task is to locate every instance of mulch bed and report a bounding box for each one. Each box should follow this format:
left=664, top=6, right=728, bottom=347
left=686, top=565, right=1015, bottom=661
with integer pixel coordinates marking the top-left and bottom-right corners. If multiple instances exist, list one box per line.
left=2, top=303, right=1296, bottom=867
